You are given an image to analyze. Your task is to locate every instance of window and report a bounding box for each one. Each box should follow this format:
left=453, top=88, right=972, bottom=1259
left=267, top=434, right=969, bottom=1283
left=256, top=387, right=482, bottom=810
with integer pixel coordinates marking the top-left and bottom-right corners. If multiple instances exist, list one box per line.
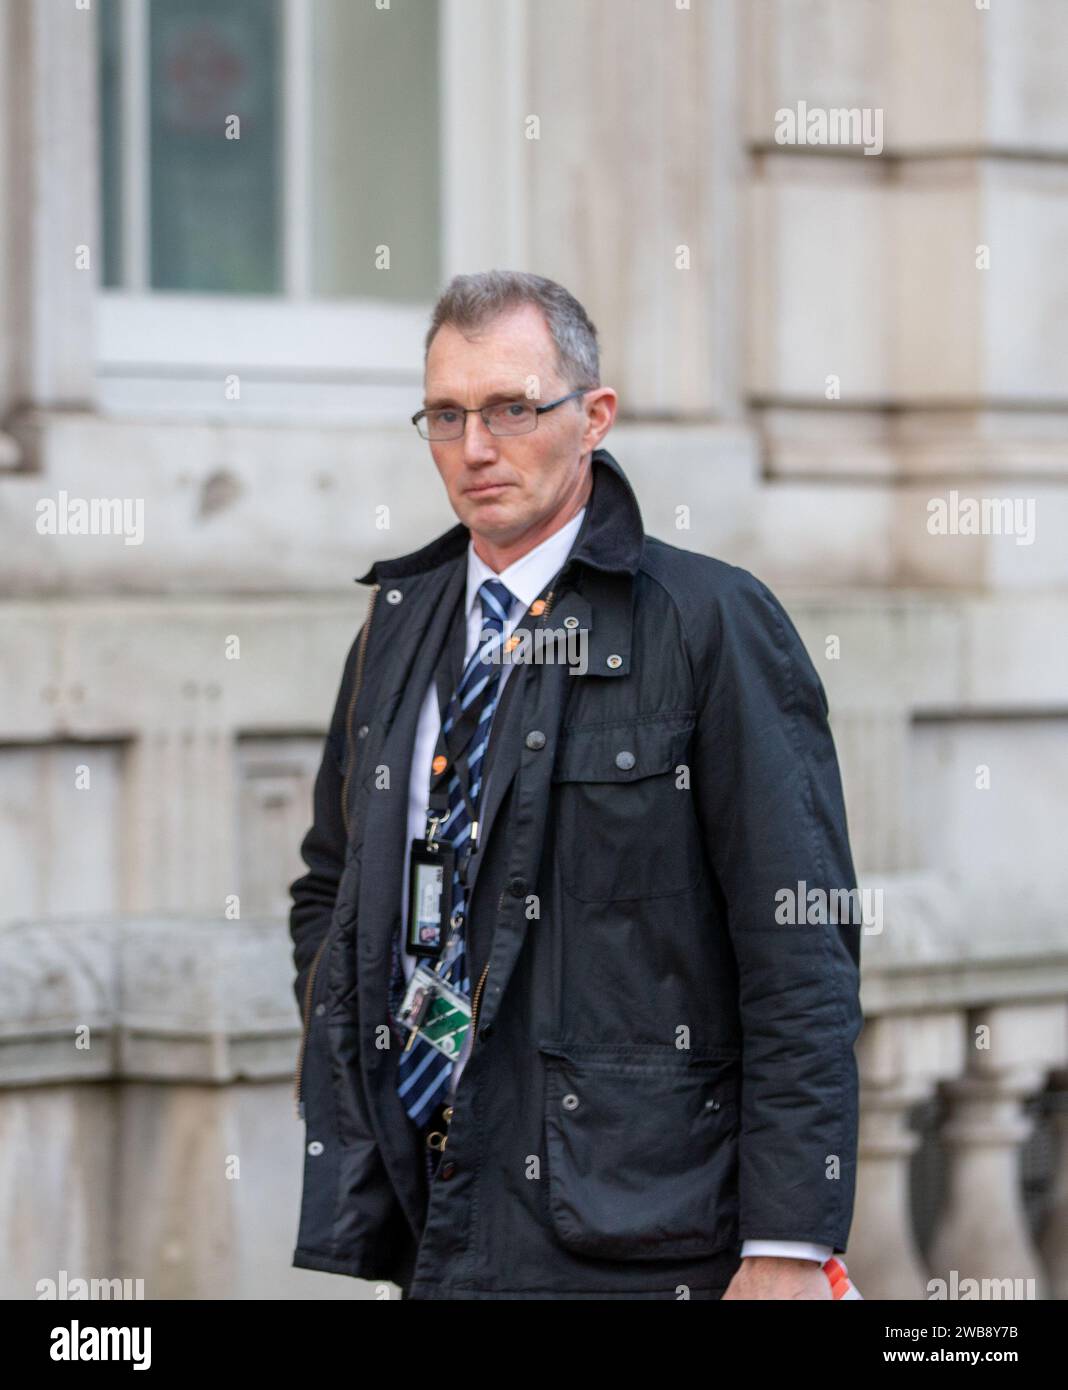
left=99, top=0, right=440, bottom=298
left=96, top=0, right=448, bottom=420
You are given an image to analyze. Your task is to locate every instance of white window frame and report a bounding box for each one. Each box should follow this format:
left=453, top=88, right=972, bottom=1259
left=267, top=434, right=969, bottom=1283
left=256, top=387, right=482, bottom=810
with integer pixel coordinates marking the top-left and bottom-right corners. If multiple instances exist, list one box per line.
left=94, top=0, right=529, bottom=423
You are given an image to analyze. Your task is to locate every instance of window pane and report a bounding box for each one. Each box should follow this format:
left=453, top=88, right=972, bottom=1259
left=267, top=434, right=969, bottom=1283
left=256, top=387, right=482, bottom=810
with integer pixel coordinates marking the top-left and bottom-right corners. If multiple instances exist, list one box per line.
left=149, top=0, right=281, bottom=292
left=99, top=0, right=124, bottom=288
left=310, top=0, right=440, bottom=300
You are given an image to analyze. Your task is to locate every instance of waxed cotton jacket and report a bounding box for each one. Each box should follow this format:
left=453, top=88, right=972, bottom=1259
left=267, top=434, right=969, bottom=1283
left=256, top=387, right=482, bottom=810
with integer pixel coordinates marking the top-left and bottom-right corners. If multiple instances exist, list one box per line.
left=288, top=447, right=864, bottom=1299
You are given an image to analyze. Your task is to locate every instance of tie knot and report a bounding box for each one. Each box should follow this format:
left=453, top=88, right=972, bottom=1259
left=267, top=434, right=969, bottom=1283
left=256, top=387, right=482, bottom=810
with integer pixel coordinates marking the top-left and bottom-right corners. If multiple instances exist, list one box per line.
left=478, top=578, right=513, bottom=630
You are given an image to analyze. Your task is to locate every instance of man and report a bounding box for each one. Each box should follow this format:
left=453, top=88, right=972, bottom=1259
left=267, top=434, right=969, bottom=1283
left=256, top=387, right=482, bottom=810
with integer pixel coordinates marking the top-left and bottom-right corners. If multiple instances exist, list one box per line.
left=289, top=270, right=863, bottom=1300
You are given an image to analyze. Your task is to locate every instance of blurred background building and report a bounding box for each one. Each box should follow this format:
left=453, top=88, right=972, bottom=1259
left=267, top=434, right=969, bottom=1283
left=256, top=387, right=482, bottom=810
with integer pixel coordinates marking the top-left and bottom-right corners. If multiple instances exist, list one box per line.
left=1, top=0, right=1066, bottom=1299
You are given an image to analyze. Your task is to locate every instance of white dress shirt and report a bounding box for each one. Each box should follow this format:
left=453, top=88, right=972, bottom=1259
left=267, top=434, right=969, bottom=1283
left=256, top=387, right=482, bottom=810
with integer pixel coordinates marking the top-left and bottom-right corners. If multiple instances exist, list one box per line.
left=397, top=503, right=833, bottom=1267
left=400, top=507, right=586, bottom=1090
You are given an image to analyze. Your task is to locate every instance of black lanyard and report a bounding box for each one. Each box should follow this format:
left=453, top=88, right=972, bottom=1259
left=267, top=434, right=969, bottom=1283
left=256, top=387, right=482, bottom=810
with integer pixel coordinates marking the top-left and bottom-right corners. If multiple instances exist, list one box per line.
left=425, top=630, right=497, bottom=853
left=423, top=579, right=555, bottom=865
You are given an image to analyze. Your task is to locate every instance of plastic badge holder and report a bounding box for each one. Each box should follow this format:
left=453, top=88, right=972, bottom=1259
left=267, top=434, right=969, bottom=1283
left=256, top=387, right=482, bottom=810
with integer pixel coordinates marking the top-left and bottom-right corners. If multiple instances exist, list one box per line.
left=397, top=964, right=472, bottom=1060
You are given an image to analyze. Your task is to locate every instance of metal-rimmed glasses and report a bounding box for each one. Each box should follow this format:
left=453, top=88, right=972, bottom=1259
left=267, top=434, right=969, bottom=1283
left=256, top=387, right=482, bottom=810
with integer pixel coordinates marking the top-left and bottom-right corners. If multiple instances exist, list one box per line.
left=411, top=388, right=592, bottom=441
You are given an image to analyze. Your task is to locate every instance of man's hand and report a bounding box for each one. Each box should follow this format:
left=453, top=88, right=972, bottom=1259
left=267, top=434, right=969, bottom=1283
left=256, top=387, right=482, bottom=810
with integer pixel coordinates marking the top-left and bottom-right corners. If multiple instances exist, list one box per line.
left=721, top=1255, right=832, bottom=1300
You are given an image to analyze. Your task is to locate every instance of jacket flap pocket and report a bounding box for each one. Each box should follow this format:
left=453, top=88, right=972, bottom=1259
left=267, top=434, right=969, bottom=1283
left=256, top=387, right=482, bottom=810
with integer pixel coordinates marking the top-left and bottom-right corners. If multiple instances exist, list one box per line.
left=551, top=711, right=695, bottom=784
left=538, top=1042, right=739, bottom=1261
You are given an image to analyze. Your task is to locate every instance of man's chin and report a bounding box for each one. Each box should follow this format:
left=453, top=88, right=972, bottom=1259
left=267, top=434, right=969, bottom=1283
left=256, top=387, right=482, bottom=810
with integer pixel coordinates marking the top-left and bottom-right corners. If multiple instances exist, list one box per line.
left=457, top=493, right=520, bottom=536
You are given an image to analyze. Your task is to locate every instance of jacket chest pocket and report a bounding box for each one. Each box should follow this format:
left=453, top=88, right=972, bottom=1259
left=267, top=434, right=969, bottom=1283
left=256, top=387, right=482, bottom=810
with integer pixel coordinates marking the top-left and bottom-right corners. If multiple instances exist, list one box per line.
left=539, top=1043, right=740, bottom=1261
left=550, top=711, right=699, bottom=901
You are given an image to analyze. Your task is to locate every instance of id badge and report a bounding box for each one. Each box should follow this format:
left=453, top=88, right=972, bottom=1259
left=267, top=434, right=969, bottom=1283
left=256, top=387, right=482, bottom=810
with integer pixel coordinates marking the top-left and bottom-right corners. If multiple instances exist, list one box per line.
left=397, top=965, right=472, bottom=1059
left=405, top=838, right=455, bottom=958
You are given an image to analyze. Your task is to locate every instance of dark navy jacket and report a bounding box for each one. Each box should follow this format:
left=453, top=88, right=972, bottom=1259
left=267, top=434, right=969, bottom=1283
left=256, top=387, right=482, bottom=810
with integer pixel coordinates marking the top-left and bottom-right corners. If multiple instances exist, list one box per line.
left=289, top=447, right=864, bottom=1298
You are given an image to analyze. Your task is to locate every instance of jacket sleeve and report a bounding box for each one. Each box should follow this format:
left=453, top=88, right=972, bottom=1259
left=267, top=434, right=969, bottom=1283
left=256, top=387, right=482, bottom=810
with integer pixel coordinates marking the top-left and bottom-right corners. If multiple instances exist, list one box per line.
left=289, top=625, right=363, bottom=1018
left=689, top=569, right=863, bottom=1253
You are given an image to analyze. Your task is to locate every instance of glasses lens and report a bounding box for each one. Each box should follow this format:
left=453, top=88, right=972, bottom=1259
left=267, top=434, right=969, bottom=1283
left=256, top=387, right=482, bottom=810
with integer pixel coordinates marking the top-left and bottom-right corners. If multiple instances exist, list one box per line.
left=422, top=409, right=464, bottom=440
left=486, top=401, right=537, bottom=436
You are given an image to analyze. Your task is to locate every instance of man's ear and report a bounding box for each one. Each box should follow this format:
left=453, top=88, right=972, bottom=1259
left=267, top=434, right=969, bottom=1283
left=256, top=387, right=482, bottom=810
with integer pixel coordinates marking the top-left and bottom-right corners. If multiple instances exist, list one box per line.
left=581, top=387, right=618, bottom=452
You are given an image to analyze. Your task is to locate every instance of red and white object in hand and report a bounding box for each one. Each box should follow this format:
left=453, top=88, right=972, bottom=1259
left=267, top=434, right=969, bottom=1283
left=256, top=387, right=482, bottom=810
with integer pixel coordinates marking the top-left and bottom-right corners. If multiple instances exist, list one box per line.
left=823, top=1257, right=863, bottom=1299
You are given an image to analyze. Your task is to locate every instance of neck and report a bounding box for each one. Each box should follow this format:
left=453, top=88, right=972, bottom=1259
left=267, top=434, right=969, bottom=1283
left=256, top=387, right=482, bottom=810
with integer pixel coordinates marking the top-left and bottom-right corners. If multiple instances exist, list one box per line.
left=471, top=465, right=592, bottom=572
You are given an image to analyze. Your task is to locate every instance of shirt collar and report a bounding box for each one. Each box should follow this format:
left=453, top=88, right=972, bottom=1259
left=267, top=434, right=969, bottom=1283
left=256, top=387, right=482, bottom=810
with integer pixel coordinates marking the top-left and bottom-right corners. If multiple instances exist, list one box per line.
left=465, top=507, right=586, bottom=618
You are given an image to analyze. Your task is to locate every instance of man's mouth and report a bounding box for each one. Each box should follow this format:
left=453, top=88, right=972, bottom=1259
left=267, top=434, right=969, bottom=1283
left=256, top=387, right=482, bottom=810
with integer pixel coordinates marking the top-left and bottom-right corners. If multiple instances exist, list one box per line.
left=466, top=481, right=511, bottom=495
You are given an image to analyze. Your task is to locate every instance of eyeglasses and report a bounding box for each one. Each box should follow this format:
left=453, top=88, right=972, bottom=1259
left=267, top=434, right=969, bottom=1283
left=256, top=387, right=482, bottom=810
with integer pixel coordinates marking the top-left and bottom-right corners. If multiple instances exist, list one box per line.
left=411, top=388, right=592, bottom=441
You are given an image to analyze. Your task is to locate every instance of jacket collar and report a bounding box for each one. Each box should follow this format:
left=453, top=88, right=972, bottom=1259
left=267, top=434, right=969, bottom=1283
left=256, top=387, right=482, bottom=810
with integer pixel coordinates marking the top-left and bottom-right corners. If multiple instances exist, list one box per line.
left=355, top=446, right=644, bottom=585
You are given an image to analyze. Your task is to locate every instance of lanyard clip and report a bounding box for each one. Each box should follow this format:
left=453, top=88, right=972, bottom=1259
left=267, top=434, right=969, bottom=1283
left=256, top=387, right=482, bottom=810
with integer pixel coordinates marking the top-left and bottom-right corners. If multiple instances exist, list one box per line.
left=425, top=813, right=442, bottom=851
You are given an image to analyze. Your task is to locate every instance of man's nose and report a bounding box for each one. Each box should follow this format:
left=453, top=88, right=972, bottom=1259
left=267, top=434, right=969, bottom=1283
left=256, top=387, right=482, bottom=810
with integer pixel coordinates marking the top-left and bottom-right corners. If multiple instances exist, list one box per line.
left=462, top=409, right=498, bottom=461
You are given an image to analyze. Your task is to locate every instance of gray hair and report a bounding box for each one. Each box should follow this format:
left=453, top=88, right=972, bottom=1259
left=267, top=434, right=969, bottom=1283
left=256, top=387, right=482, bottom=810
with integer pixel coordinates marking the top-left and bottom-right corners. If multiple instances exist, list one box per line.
left=424, top=270, right=600, bottom=394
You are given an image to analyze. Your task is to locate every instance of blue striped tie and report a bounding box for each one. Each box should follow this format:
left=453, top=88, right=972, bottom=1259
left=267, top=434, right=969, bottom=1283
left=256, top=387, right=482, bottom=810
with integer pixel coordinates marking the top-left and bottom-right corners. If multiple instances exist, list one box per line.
left=395, top=577, right=514, bottom=1129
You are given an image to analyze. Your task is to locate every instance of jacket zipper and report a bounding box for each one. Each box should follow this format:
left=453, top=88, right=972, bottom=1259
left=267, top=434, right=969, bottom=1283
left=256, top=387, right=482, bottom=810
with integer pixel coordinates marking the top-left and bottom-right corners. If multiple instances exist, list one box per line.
left=469, top=952, right=493, bottom=1041
left=466, top=584, right=557, bottom=1057
left=294, top=582, right=381, bottom=1119
left=341, top=584, right=379, bottom=837
left=294, top=934, right=327, bottom=1120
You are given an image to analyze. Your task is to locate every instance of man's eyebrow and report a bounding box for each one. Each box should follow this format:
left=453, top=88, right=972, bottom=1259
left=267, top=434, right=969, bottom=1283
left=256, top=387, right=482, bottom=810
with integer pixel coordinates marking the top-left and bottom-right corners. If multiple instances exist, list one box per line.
left=423, top=388, right=528, bottom=409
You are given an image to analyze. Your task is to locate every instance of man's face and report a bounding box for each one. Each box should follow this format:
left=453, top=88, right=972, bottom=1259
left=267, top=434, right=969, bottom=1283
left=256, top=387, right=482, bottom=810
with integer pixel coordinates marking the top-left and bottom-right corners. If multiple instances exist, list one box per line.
left=423, top=304, right=593, bottom=547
